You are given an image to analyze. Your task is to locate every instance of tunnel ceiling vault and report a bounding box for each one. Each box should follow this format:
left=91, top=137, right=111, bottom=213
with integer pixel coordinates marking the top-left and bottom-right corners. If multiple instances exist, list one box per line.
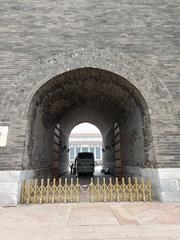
left=30, top=68, right=149, bottom=128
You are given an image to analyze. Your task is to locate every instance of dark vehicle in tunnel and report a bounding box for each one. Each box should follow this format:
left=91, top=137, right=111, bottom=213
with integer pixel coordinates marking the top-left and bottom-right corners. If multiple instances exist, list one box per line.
left=75, top=152, right=95, bottom=175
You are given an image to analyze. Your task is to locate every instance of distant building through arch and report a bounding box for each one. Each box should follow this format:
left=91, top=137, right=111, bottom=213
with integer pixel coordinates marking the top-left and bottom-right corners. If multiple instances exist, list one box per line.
left=69, top=123, right=103, bottom=165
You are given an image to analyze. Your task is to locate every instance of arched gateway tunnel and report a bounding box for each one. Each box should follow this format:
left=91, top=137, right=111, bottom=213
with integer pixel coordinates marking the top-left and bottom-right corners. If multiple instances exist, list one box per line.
left=0, top=50, right=180, bottom=205
left=28, top=68, right=153, bottom=180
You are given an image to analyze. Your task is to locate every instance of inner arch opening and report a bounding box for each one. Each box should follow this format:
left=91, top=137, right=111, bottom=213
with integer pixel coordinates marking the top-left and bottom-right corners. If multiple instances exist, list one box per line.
left=27, top=67, right=155, bottom=179
left=69, top=123, right=103, bottom=174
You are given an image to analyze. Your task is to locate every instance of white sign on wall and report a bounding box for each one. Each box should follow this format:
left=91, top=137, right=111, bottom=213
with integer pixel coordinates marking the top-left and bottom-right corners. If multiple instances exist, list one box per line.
left=0, top=126, right=9, bottom=147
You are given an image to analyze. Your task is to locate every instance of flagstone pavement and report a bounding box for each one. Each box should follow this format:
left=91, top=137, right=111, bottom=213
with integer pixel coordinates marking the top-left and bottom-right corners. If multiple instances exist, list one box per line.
left=1, top=202, right=180, bottom=240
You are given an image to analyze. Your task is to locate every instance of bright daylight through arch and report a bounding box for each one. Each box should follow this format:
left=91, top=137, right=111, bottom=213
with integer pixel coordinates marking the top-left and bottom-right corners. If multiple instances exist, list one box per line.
left=69, top=123, right=103, bottom=173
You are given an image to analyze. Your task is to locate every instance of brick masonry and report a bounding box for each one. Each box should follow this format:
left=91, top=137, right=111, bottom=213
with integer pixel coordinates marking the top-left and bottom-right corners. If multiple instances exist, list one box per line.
left=0, top=49, right=178, bottom=170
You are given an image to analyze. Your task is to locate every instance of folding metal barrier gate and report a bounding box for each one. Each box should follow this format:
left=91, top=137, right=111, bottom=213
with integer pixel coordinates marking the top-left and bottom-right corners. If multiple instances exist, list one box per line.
left=20, top=177, right=152, bottom=204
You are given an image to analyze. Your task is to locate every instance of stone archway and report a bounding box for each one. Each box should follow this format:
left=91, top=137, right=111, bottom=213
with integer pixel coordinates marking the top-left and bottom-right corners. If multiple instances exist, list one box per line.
left=0, top=48, right=179, bottom=204
left=26, top=67, right=154, bottom=180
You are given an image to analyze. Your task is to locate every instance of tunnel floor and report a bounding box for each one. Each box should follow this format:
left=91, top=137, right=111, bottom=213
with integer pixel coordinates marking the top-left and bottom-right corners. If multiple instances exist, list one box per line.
left=62, top=166, right=112, bottom=185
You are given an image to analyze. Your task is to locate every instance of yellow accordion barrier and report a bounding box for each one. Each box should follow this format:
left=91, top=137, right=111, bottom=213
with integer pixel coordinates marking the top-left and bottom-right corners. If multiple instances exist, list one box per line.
left=20, top=177, right=152, bottom=204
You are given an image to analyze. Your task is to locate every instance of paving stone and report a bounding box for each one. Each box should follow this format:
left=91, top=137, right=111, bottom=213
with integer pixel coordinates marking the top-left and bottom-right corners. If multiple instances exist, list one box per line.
left=0, top=202, right=180, bottom=240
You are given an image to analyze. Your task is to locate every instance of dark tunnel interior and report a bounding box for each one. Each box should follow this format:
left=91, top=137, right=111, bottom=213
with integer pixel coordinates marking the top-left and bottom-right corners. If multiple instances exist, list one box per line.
left=27, top=68, right=155, bottom=178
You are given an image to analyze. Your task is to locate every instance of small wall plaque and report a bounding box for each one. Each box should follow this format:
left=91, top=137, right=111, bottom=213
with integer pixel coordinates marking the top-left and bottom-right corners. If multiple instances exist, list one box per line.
left=0, top=126, right=9, bottom=147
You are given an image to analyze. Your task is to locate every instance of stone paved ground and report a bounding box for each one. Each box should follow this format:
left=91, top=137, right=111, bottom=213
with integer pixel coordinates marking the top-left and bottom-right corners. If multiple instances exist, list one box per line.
left=1, top=202, right=180, bottom=240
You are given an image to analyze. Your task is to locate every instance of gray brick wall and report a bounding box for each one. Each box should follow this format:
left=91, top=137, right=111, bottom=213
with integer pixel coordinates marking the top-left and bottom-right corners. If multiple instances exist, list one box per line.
left=0, top=0, right=180, bottom=170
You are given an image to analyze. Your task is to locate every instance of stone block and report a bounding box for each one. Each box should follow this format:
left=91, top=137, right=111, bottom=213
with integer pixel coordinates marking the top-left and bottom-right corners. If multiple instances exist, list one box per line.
left=160, top=180, right=178, bottom=192
left=0, top=170, right=35, bottom=182
left=0, top=170, right=35, bottom=206
left=158, top=168, right=180, bottom=180
left=160, top=191, right=180, bottom=202
left=0, top=182, right=19, bottom=195
left=0, top=195, right=18, bottom=206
